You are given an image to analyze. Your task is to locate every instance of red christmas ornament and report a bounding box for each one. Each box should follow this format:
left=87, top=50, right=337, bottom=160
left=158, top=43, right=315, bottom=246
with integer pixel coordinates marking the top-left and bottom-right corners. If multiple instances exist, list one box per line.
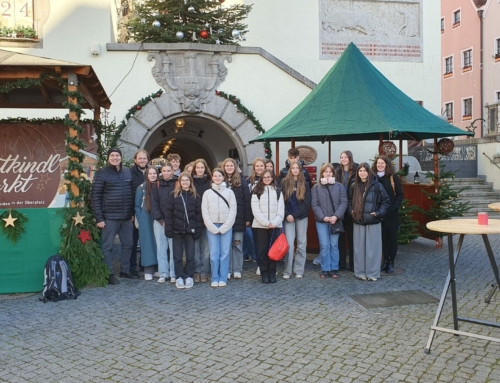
left=233, top=99, right=238, bottom=104
left=216, top=91, right=220, bottom=96
left=200, top=30, right=209, bottom=39
left=136, top=105, right=141, bottom=110
left=265, top=149, right=269, bottom=153
left=78, top=229, right=92, bottom=244
left=156, top=93, right=161, bottom=97
left=219, top=0, right=225, bottom=3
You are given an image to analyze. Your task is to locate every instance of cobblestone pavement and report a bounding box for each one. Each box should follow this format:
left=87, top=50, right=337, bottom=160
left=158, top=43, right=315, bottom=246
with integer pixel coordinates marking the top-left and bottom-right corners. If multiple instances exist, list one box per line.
left=1, top=234, right=500, bottom=383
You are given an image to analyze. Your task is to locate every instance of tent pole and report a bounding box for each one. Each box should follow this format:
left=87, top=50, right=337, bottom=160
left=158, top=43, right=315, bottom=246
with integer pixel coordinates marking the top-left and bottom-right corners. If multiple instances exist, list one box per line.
left=433, top=135, right=439, bottom=192
left=399, top=138, right=403, bottom=170
left=291, top=139, right=295, bottom=149
left=379, top=133, right=383, bottom=147
left=275, top=141, right=280, bottom=177
left=328, top=139, right=331, bottom=163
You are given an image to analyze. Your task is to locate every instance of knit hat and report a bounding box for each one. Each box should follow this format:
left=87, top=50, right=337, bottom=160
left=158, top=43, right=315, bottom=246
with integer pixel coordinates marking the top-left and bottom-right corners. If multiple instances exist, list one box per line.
left=107, top=148, right=122, bottom=159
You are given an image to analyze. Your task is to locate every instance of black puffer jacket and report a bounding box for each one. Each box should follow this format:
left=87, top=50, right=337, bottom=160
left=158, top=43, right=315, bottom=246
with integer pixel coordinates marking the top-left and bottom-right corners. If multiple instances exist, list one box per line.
left=377, top=173, right=404, bottom=229
left=335, top=163, right=358, bottom=192
left=348, top=176, right=390, bottom=226
left=165, top=190, right=202, bottom=239
left=150, top=176, right=178, bottom=224
left=91, top=164, right=134, bottom=223
left=193, top=175, right=211, bottom=197
left=228, top=178, right=252, bottom=232
left=130, top=164, right=145, bottom=202
left=285, top=183, right=312, bottom=220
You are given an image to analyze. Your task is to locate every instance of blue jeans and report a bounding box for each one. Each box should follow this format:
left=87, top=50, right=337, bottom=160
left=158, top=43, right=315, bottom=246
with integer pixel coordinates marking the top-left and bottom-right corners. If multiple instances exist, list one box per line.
left=206, top=224, right=232, bottom=283
left=316, top=222, right=340, bottom=272
left=154, top=221, right=174, bottom=278
left=243, top=226, right=257, bottom=261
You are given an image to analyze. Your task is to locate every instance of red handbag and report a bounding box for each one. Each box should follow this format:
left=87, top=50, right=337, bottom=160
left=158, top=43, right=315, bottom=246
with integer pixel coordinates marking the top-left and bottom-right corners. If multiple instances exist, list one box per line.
left=268, top=229, right=289, bottom=261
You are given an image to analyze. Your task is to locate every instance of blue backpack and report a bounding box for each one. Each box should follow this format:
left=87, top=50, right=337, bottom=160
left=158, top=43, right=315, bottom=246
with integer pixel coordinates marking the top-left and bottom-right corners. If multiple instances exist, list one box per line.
left=40, top=254, right=80, bottom=303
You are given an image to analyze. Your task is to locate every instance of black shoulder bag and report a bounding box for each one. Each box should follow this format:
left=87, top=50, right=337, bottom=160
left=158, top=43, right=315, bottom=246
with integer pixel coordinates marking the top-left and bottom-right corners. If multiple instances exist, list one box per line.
left=211, top=188, right=229, bottom=207
left=326, top=185, right=345, bottom=234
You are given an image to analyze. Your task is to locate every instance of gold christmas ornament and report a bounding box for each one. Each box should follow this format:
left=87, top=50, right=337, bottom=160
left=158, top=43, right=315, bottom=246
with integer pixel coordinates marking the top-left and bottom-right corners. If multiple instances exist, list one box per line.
left=2, top=213, right=17, bottom=227
left=72, top=212, right=85, bottom=226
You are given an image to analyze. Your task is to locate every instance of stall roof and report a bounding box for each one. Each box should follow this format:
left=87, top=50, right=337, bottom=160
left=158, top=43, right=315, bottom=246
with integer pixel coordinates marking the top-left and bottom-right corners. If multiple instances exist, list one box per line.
left=0, top=49, right=111, bottom=110
left=252, top=43, right=472, bottom=143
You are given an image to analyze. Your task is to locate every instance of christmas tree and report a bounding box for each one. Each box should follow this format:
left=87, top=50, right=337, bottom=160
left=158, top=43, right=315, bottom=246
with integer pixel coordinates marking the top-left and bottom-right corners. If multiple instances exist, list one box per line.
left=126, top=0, right=252, bottom=45
left=422, top=161, right=471, bottom=237
left=397, top=199, right=420, bottom=245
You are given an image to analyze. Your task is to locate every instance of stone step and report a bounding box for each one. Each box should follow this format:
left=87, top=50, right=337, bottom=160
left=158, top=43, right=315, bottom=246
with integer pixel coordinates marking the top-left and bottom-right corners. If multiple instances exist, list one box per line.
left=465, top=206, right=500, bottom=214
left=449, top=178, right=486, bottom=184
left=449, top=184, right=491, bottom=190
left=458, top=191, right=500, bottom=198
left=454, top=200, right=500, bottom=208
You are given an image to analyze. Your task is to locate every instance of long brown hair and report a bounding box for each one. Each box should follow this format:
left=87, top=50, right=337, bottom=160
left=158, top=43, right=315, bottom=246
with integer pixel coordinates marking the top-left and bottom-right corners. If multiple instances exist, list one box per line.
left=252, top=170, right=277, bottom=197
left=222, top=158, right=241, bottom=188
left=191, top=158, right=212, bottom=179
left=249, top=157, right=266, bottom=184
left=351, top=162, right=372, bottom=222
left=371, top=155, right=395, bottom=176
left=339, top=150, right=355, bottom=184
left=144, top=166, right=159, bottom=213
left=282, top=162, right=306, bottom=201
left=174, top=172, right=197, bottom=197
left=319, top=163, right=336, bottom=179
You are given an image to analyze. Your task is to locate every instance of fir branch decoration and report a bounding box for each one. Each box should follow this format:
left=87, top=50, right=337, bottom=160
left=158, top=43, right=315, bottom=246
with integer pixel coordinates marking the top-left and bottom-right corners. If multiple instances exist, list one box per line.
left=0, top=209, right=28, bottom=244
left=397, top=199, right=420, bottom=245
left=215, top=90, right=272, bottom=159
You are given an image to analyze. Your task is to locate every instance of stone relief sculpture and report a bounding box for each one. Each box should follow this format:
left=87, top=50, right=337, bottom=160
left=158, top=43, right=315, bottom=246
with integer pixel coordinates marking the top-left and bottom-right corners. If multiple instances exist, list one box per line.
left=147, top=51, right=232, bottom=113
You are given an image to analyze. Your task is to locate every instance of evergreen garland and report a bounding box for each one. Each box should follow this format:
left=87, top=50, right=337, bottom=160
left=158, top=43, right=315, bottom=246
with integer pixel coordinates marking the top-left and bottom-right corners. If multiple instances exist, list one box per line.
left=215, top=90, right=271, bottom=159
left=0, top=209, right=28, bottom=244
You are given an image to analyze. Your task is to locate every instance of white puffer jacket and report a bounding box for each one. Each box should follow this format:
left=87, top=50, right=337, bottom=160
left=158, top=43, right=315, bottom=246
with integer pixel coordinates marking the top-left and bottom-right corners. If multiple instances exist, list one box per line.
left=202, top=182, right=237, bottom=235
left=251, top=186, right=284, bottom=229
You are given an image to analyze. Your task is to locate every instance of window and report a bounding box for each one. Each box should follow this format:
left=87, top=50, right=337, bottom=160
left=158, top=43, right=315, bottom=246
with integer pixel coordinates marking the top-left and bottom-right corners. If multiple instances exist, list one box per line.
left=445, top=56, right=453, bottom=75
left=463, top=98, right=472, bottom=118
left=445, top=103, right=453, bottom=122
left=441, top=18, right=444, bottom=33
left=453, top=10, right=461, bottom=26
left=489, top=107, right=498, bottom=134
left=463, top=49, right=472, bottom=70
left=497, top=91, right=500, bottom=101
left=496, top=38, right=500, bottom=59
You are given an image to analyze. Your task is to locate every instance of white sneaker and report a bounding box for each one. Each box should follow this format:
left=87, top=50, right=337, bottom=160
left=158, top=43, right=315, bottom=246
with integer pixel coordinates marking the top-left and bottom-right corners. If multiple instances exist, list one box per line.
left=295, top=274, right=303, bottom=279
left=233, top=272, right=242, bottom=279
left=357, top=275, right=367, bottom=281
left=170, top=277, right=176, bottom=283
left=175, top=278, right=185, bottom=289
left=144, top=274, right=153, bottom=281
left=158, top=277, right=166, bottom=283
left=256, top=267, right=261, bottom=276
left=218, top=281, right=226, bottom=287
left=211, top=281, right=218, bottom=288
left=312, top=256, right=321, bottom=265
left=227, top=273, right=231, bottom=280
left=282, top=273, right=290, bottom=279
left=153, top=272, right=160, bottom=278
left=185, top=277, right=194, bottom=288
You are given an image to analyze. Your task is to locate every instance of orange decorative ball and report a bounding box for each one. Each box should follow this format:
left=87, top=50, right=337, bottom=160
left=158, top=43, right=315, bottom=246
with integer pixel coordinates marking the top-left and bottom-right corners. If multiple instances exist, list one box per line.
left=200, top=30, right=209, bottom=39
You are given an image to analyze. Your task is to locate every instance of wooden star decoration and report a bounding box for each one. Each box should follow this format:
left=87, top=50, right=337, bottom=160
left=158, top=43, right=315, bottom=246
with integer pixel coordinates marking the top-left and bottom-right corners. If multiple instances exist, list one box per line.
left=78, top=229, right=92, bottom=244
left=3, top=213, right=17, bottom=227
left=40, top=173, right=51, bottom=184
left=37, top=183, right=45, bottom=191
left=72, top=212, right=85, bottom=226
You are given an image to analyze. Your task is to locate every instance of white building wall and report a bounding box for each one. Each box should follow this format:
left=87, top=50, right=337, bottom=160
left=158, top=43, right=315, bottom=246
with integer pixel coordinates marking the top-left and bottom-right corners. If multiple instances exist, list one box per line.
left=0, top=0, right=442, bottom=171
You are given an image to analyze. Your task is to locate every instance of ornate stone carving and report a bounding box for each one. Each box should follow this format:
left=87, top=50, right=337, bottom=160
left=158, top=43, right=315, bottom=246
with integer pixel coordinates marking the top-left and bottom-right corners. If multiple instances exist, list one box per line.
left=147, top=51, right=232, bottom=113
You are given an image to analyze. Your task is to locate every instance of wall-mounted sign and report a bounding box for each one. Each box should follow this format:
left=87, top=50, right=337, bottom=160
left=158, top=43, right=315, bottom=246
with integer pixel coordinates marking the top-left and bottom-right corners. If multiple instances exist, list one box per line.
left=296, top=146, right=317, bottom=165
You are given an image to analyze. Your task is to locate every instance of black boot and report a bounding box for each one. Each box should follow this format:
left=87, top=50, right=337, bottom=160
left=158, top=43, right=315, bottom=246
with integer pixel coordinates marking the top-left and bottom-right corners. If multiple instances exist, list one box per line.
left=387, top=262, right=395, bottom=274
left=380, top=260, right=388, bottom=273
left=262, top=272, right=270, bottom=283
left=108, top=274, right=120, bottom=285
left=269, top=271, right=277, bottom=283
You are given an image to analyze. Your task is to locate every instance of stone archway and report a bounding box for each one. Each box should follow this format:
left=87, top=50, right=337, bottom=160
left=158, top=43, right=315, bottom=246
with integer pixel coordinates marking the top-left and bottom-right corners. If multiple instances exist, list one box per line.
left=117, top=92, right=264, bottom=174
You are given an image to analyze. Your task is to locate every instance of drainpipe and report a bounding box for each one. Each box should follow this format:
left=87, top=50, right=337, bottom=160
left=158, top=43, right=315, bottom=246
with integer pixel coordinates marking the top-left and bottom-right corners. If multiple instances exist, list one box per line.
left=477, top=9, right=484, bottom=136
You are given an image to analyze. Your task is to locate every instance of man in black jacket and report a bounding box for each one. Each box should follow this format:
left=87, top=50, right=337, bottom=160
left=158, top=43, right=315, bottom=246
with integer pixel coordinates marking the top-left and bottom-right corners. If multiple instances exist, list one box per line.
left=91, top=148, right=137, bottom=284
left=130, top=149, right=149, bottom=276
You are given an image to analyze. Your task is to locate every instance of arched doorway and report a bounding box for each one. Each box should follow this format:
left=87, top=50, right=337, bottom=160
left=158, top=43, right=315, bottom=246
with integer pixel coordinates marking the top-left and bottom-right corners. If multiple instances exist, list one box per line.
left=117, top=93, right=265, bottom=174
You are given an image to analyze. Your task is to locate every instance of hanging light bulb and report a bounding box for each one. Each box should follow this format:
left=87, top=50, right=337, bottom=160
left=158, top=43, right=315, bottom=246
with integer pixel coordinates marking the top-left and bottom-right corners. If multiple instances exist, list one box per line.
left=175, top=118, right=185, bottom=129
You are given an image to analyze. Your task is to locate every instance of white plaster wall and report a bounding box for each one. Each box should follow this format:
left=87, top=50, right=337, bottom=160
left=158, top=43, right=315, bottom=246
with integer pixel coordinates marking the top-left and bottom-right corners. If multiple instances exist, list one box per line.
left=477, top=142, right=500, bottom=190
left=0, top=0, right=441, bottom=173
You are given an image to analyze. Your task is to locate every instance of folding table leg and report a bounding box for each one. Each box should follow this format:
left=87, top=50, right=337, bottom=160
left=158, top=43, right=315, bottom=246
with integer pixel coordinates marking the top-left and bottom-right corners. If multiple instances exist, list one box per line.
left=482, top=235, right=500, bottom=304
left=424, top=234, right=464, bottom=354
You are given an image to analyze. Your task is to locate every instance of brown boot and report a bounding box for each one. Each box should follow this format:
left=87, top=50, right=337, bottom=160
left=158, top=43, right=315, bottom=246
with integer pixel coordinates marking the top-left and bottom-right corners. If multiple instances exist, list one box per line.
left=193, top=272, right=200, bottom=283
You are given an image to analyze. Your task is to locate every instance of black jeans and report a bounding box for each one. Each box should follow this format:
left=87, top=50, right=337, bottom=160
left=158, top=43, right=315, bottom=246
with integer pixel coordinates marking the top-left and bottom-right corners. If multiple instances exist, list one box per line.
left=172, top=233, right=195, bottom=279
left=130, top=226, right=139, bottom=271
left=252, top=228, right=277, bottom=277
left=382, top=225, right=398, bottom=263
left=338, top=214, right=354, bottom=269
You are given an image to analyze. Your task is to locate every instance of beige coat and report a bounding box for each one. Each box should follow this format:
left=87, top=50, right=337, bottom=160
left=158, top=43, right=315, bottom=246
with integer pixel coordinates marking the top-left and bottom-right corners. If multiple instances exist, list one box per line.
left=251, top=186, right=284, bottom=229
left=202, top=182, right=237, bottom=235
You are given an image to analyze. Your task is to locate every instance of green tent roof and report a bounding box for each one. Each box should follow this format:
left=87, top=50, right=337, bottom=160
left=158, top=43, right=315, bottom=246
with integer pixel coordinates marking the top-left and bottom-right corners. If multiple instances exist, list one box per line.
left=251, top=43, right=472, bottom=143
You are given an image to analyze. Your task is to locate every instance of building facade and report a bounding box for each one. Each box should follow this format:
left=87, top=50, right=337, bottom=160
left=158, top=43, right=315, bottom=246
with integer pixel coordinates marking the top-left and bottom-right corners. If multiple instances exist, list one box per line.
left=0, top=0, right=442, bottom=175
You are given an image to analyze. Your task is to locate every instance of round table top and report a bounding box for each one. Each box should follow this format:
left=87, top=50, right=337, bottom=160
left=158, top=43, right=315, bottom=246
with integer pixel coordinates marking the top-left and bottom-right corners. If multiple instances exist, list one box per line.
left=488, top=202, right=500, bottom=212
left=427, top=219, right=500, bottom=235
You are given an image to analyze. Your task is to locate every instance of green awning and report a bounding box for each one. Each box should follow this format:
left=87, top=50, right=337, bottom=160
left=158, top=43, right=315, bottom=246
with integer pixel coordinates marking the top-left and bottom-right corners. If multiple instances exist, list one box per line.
left=251, top=43, right=472, bottom=143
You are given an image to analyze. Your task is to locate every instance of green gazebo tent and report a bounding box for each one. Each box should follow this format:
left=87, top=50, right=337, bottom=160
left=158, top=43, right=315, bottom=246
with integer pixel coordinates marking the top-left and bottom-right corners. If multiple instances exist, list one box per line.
left=251, top=42, right=472, bottom=143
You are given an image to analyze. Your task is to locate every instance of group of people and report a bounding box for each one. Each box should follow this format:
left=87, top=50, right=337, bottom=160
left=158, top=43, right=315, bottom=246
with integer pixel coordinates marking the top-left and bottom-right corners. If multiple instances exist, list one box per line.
left=91, top=147, right=404, bottom=289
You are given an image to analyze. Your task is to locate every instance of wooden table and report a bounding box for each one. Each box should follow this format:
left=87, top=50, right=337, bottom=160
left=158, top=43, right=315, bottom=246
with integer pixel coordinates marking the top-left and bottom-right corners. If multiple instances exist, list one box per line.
left=424, top=219, right=500, bottom=354
left=488, top=202, right=500, bottom=212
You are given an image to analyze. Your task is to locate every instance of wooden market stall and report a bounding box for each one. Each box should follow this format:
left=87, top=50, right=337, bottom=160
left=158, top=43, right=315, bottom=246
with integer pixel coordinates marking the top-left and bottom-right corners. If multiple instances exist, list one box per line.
left=0, top=49, right=111, bottom=294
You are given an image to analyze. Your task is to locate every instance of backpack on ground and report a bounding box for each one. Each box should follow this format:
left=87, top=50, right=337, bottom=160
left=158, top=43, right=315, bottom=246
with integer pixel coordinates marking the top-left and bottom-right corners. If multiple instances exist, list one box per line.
left=40, top=254, right=80, bottom=303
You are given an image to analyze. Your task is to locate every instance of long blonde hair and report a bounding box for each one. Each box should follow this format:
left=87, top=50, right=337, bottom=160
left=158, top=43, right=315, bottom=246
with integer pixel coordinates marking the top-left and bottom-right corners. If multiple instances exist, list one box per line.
left=174, top=172, right=197, bottom=197
left=249, top=157, right=266, bottom=184
left=222, top=158, right=241, bottom=188
left=282, top=162, right=306, bottom=201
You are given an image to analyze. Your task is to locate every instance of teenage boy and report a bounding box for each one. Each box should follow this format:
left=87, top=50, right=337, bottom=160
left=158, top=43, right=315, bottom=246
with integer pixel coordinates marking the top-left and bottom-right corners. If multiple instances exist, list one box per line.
left=167, top=153, right=181, bottom=177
